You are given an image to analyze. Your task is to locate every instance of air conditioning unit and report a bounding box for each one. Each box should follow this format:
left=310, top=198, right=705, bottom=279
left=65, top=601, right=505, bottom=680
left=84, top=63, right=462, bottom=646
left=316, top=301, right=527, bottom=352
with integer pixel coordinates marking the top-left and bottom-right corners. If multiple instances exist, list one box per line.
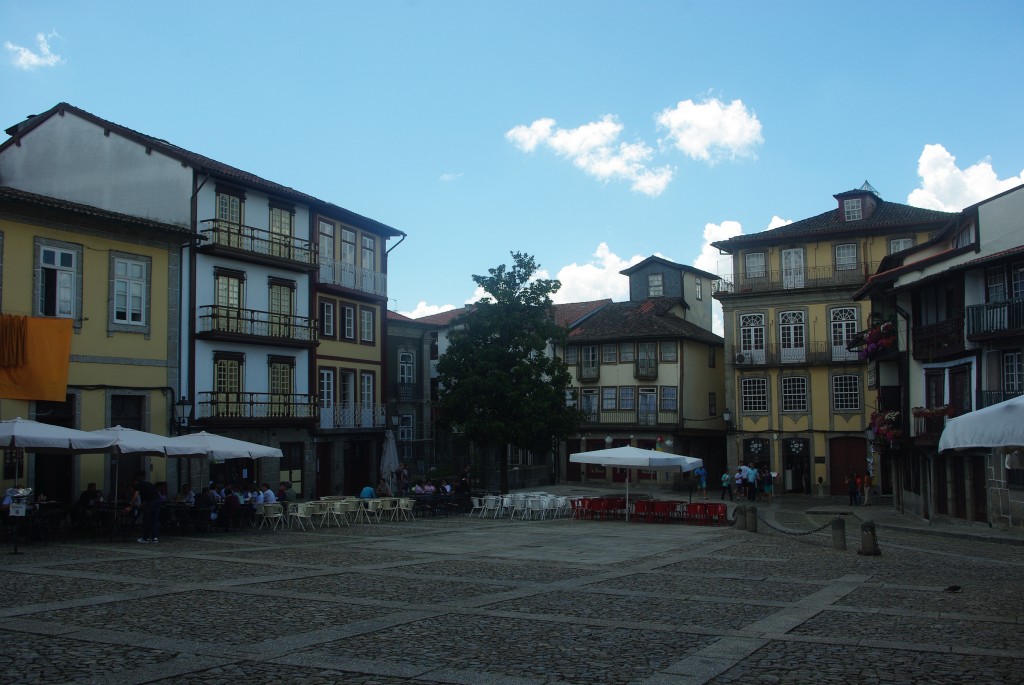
left=735, top=353, right=746, bottom=363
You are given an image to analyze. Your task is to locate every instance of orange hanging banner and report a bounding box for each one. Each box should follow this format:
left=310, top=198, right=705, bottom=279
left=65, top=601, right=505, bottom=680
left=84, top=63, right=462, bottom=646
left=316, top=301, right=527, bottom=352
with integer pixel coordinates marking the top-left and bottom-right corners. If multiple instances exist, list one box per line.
left=0, top=317, right=73, bottom=402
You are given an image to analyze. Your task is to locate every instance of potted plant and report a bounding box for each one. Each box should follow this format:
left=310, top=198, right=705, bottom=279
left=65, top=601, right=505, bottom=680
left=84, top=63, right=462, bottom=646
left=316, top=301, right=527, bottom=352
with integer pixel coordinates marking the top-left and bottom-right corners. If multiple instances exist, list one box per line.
left=859, top=320, right=897, bottom=360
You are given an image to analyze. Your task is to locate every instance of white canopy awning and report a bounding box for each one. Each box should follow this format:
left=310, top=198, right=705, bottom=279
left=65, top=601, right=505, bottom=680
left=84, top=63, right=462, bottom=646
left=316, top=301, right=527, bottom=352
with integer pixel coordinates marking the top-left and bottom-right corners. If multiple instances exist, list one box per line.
left=939, top=394, right=1024, bottom=452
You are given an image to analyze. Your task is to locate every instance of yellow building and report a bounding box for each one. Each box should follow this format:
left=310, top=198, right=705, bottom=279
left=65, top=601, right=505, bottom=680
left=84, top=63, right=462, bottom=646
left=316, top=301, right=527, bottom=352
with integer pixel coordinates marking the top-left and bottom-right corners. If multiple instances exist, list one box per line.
left=0, top=186, right=190, bottom=501
left=711, top=183, right=955, bottom=496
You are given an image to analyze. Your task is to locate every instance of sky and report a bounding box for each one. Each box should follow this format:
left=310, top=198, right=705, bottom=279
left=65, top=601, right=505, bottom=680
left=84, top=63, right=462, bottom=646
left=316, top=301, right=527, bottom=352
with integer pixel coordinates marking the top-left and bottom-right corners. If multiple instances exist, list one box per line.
left=3, top=1, right=1024, bottom=333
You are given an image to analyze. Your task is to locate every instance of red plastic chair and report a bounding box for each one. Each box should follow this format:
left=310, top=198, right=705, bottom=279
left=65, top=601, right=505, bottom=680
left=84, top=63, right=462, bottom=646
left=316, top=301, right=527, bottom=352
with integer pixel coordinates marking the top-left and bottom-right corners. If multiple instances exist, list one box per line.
left=707, top=503, right=728, bottom=525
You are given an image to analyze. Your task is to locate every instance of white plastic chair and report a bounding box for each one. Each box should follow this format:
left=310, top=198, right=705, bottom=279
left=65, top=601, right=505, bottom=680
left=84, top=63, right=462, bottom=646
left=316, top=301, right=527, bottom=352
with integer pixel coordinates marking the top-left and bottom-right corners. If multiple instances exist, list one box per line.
left=287, top=502, right=313, bottom=531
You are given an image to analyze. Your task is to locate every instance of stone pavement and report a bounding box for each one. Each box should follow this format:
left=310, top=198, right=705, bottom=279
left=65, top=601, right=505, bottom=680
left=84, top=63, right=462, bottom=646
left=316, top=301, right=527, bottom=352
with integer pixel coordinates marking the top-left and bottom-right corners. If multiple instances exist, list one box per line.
left=1, top=492, right=1022, bottom=685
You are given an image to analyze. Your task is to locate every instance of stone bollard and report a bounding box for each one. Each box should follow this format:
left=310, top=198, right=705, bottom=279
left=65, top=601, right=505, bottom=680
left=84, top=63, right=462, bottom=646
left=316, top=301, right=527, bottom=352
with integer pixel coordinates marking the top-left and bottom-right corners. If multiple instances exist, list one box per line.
left=858, top=519, right=881, bottom=556
left=832, top=516, right=846, bottom=551
left=734, top=504, right=746, bottom=530
left=746, top=505, right=758, bottom=533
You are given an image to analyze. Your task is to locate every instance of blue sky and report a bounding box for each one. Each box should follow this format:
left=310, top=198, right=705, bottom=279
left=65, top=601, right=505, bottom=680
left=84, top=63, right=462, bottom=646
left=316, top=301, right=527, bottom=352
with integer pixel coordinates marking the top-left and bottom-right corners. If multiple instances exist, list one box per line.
left=3, top=1, right=1023, bottom=330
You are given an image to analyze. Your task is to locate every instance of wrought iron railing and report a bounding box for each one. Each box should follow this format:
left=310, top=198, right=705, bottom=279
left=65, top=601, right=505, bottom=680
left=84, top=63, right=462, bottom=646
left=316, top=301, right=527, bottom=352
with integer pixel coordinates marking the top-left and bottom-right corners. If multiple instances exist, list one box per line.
left=980, top=389, right=1024, bottom=408
left=634, top=360, right=658, bottom=379
left=199, top=220, right=314, bottom=266
left=579, top=408, right=679, bottom=426
left=966, top=298, right=1024, bottom=339
left=318, top=402, right=387, bottom=429
left=911, top=316, right=964, bottom=360
left=197, top=305, right=318, bottom=343
left=318, top=260, right=388, bottom=297
left=713, top=262, right=877, bottom=295
left=197, top=392, right=317, bottom=420
left=730, top=341, right=858, bottom=366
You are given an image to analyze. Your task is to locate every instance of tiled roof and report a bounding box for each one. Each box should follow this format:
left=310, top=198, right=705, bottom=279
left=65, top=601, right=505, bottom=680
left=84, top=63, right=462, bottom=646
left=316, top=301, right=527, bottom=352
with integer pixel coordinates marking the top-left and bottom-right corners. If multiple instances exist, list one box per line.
left=552, top=299, right=611, bottom=327
left=414, top=307, right=471, bottom=326
left=566, top=298, right=723, bottom=345
left=712, top=199, right=956, bottom=251
left=387, top=310, right=414, bottom=322
left=619, top=255, right=718, bottom=280
left=2, top=103, right=405, bottom=238
left=0, top=185, right=192, bottom=235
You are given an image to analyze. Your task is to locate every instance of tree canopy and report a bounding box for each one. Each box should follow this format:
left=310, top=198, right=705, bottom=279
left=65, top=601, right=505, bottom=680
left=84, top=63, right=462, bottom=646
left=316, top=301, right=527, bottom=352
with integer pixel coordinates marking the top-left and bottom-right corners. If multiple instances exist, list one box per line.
left=434, top=252, right=582, bottom=492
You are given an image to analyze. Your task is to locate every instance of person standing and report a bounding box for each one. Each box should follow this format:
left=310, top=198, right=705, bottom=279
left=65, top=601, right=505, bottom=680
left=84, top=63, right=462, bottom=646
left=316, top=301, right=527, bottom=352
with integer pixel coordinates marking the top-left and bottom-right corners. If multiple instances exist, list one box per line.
left=847, top=472, right=858, bottom=506
left=135, top=471, right=161, bottom=544
left=720, top=471, right=733, bottom=501
left=746, top=464, right=758, bottom=501
left=693, top=464, right=708, bottom=500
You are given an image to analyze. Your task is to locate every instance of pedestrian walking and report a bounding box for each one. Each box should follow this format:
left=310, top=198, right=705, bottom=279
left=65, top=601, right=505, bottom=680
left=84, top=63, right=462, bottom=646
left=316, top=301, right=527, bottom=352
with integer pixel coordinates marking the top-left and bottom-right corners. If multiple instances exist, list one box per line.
left=847, top=472, right=858, bottom=506
left=134, top=471, right=161, bottom=544
left=720, top=471, right=733, bottom=501
left=694, top=464, right=708, bottom=499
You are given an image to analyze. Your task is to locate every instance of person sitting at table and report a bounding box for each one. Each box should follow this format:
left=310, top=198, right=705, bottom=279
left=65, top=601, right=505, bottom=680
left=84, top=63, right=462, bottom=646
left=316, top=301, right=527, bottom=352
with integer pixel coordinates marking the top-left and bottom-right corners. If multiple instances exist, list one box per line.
left=261, top=483, right=277, bottom=504
left=375, top=478, right=392, bottom=497
left=423, top=480, right=437, bottom=494
left=412, top=480, right=425, bottom=494
left=179, top=483, right=195, bottom=506
left=77, top=483, right=102, bottom=508
left=359, top=483, right=376, bottom=499
left=440, top=479, right=452, bottom=494
left=251, top=486, right=264, bottom=504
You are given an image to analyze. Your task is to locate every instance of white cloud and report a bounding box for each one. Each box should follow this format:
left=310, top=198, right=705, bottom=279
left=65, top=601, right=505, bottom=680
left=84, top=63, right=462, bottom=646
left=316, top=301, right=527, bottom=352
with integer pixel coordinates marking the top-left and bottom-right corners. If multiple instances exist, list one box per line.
left=506, top=115, right=674, bottom=196
left=907, top=144, right=1024, bottom=211
left=439, top=172, right=463, bottom=182
left=656, top=97, right=763, bottom=163
left=550, top=242, right=648, bottom=304
left=399, top=301, right=457, bottom=319
left=5, top=30, right=63, bottom=70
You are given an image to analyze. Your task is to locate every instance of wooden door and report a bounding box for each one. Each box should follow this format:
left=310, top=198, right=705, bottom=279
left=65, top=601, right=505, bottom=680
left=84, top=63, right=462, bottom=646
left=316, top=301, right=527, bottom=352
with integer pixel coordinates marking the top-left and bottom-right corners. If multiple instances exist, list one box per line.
left=829, top=437, right=868, bottom=496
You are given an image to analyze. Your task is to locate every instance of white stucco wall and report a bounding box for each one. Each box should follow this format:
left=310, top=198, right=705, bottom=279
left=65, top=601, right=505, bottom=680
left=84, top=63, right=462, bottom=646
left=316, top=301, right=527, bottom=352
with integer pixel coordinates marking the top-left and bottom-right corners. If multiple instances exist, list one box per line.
left=0, top=112, right=193, bottom=226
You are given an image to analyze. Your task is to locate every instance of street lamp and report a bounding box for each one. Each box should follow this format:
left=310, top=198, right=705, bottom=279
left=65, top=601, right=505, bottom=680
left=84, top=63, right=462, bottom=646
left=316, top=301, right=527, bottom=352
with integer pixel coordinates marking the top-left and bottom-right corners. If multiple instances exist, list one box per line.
left=722, top=408, right=732, bottom=431
left=605, top=435, right=613, bottom=449
left=173, top=395, right=193, bottom=435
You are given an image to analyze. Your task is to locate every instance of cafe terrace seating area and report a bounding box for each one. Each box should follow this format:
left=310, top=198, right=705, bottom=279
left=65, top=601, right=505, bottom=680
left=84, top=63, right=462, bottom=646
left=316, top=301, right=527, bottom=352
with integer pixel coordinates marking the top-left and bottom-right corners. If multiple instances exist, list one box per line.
left=469, top=492, right=730, bottom=525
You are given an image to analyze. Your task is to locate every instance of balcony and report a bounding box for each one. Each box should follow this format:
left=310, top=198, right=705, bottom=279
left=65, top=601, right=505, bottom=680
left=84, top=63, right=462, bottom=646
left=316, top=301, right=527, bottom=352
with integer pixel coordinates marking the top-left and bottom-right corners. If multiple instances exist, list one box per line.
left=199, top=220, right=315, bottom=271
left=319, top=260, right=388, bottom=298
left=911, top=316, right=965, bottom=360
left=577, top=362, right=601, bottom=382
left=392, top=382, right=422, bottom=403
left=730, top=341, right=859, bottom=366
left=912, top=415, right=947, bottom=444
left=634, top=360, right=658, bottom=380
left=196, top=392, right=317, bottom=424
left=318, top=403, right=386, bottom=430
left=980, top=389, right=1024, bottom=408
left=580, top=408, right=679, bottom=428
left=196, top=306, right=318, bottom=348
left=713, top=262, right=877, bottom=296
left=966, top=298, right=1024, bottom=341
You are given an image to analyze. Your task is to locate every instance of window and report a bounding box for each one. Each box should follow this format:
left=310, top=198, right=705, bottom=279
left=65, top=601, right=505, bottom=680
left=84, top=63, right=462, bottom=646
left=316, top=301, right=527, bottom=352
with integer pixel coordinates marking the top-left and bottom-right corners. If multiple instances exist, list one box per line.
left=216, top=190, right=243, bottom=225
left=781, top=376, right=808, bottom=412
left=1012, top=262, right=1024, bottom=298
left=360, top=371, right=375, bottom=406
left=215, top=269, right=244, bottom=310
left=832, top=374, right=861, bottom=411
left=890, top=237, right=913, bottom=254
left=319, top=300, right=335, bottom=338
left=112, top=257, right=146, bottom=324
left=563, top=346, right=578, bottom=365
left=986, top=266, right=1006, bottom=303
left=1004, top=351, right=1023, bottom=394
left=660, top=342, right=677, bottom=362
left=341, top=228, right=356, bottom=287
left=708, top=345, right=716, bottom=368
left=581, top=345, right=599, bottom=375
left=648, top=273, right=663, bottom=297
left=619, top=386, right=635, bottom=410
left=740, top=313, right=766, bottom=363
left=269, top=206, right=293, bottom=258
left=341, top=305, right=355, bottom=339
left=619, top=343, right=634, bottom=362
left=38, top=245, right=78, bottom=318
left=844, top=198, right=862, bottom=221
left=213, top=351, right=244, bottom=417
left=268, top=280, right=294, bottom=338
left=638, top=388, right=657, bottom=424
left=110, top=394, right=144, bottom=430
left=602, top=387, right=617, bottom=410
left=695, top=277, right=703, bottom=300
left=954, top=222, right=975, bottom=249
left=708, top=391, right=717, bottom=417
left=360, top=307, right=375, bottom=343
left=268, top=356, right=295, bottom=416
left=660, top=386, right=677, bottom=411
left=830, top=307, right=859, bottom=360
left=835, top=243, right=857, bottom=271
left=319, top=368, right=335, bottom=409
left=637, top=342, right=656, bottom=375
left=399, top=352, right=414, bottom=385
left=580, top=389, right=598, bottom=420
left=741, top=377, right=768, bottom=412
left=398, top=414, right=413, bottom=441
left=361, top=235, right=376, bottom=271
left=602, top=344, right=617, bottom=364
left=779, top=310, right=805, bottom=363
left=745, top=252, right=766, bottom=279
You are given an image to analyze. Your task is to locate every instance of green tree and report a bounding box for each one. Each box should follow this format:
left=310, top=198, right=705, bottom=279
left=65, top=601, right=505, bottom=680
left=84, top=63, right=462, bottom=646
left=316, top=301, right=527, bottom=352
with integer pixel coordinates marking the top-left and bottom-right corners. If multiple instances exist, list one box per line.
left=434, top=252, right=582, bottom=493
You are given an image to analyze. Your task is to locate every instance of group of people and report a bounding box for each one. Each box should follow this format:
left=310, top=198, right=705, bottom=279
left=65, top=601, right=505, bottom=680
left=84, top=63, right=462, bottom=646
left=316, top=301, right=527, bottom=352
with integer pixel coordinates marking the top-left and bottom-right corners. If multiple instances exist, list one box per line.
left=716, top=464, right=775, bottom=503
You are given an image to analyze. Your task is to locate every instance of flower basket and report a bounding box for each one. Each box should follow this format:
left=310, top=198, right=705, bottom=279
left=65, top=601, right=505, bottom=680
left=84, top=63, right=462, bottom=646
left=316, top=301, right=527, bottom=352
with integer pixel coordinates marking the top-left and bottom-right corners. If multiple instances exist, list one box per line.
left=869, top=410, right=902, bottom=442
left=859, top=321, right=897, bottom=360
left=911, top=405, right=955, bottom=419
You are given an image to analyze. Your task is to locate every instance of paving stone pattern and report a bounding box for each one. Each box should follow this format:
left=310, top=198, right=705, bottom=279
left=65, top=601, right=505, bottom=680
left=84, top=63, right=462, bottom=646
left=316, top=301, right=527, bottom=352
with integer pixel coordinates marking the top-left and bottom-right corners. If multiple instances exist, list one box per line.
left=1, top=499, right=1022, bottom=684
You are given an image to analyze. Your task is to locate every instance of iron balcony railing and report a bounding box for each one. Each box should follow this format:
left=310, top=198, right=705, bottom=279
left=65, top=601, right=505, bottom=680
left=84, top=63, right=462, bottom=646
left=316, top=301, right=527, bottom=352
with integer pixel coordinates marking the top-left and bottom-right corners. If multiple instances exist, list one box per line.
left=634, top=360, right=658, bottom=379
left=319, top=260, right=388, bottom=297
left=913, top=415, right=947, bottom=442
left=197, top=392, right=317, bottom=421
left=966, top=298, right=1024, bottom=339
left=579, top=408, right=679, bottom=426
left=318, top=402, right=387, bottom=430
left=980, top=389, right=1024, bottom=408
left=911, top=316, right=965, bottom=360
left=199, top=220, right=315, bottom=267
left=196, top=305, right=318, bottom=344
left=730, top=341, right=859, bottom=366
left=713, top=262, right=878, bottom=295
left=391, top=382, right=422, bottom=403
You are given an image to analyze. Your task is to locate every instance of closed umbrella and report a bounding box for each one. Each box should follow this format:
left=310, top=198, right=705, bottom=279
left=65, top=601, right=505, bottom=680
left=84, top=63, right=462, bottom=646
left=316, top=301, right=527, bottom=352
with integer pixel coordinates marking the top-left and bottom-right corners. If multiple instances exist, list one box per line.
left=380, top=430, right=399, bottom=494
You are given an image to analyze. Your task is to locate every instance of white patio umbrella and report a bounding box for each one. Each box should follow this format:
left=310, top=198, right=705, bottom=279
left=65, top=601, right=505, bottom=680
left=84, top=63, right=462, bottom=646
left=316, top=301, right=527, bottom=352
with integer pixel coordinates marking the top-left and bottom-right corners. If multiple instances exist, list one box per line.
left=0, top=417, right=116, bottom=485
left=570, top=446, right=703, bottom=521
left=90, top=426, right=181, bottom=503
left=380, top=430, right=399, bottom=494
left=939, top=394, right=1024, bottom=457
left=164, top=431, right=284, bottom=461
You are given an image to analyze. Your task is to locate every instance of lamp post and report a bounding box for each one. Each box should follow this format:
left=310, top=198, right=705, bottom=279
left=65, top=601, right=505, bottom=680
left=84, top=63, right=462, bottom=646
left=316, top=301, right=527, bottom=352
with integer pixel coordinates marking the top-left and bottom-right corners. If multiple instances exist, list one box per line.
left=604, top=435, right=613, bottom=449
left=722, top=408, right=732, bottom=431
left=173, top=395, right=193, bottom=436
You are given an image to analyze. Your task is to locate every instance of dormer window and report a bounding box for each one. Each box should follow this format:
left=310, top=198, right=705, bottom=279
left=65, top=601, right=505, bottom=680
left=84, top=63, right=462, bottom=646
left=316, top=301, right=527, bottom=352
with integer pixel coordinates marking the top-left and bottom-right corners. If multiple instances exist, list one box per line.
left=844, top=198, right=862, bottom=221
left=648, top=273, right=663, bottom=297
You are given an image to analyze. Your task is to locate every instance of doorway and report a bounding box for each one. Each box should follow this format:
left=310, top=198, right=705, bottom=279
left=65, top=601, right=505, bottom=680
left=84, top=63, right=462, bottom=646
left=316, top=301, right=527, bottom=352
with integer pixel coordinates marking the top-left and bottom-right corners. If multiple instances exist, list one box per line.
left=829, top=436, right=868, bottom=496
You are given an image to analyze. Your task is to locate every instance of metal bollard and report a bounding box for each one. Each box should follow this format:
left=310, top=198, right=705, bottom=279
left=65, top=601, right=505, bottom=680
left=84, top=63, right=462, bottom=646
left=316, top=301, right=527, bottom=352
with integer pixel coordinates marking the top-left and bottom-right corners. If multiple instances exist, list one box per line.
left=832, top=516, right=846, bottom=551
left=746, top=505, right=758, bottom=533
left=858, top=519, right=881, bottom=556
left=734, top=504, right=746, bottom=530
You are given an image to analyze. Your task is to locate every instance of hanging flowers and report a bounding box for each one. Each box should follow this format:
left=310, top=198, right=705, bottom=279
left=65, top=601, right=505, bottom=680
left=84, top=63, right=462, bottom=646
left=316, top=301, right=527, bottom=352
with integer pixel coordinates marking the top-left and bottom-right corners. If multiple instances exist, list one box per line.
left=911, top=405, right=955, bottom=418
left=869, top=410, right=902, bottom=442
left=859, top=320, right=897, bottom=360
